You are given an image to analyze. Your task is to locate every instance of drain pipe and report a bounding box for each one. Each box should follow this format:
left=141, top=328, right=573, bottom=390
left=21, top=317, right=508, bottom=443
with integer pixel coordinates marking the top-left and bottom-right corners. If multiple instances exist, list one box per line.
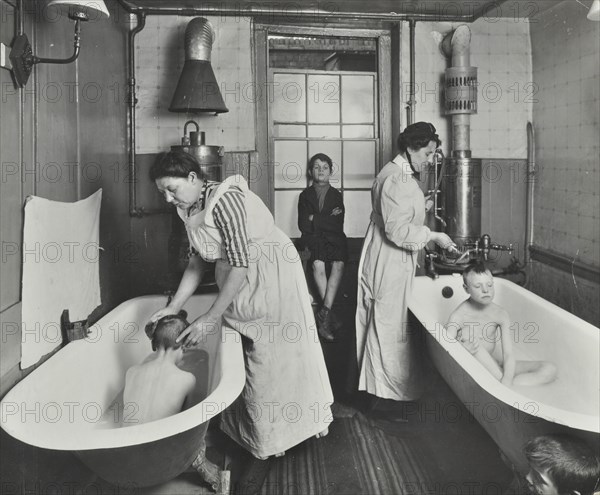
left=525, top=122, right=535, bottom=263
left=127, top=12, right=145, bottom=217
left=126, top=13, right=169, bottom=217
left=407, top=18, right=417, bottom=125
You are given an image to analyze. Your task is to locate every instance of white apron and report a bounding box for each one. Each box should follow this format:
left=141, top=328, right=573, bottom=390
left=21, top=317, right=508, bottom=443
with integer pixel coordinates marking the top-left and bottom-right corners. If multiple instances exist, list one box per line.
left=355, top=157, right=431, bottom=401
left=179, top=175, right=333, bottom=458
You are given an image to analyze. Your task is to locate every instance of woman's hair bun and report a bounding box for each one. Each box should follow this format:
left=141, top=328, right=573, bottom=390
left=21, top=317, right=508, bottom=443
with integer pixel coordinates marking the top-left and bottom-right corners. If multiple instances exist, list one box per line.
left=397, top=121, right=441, bottom=152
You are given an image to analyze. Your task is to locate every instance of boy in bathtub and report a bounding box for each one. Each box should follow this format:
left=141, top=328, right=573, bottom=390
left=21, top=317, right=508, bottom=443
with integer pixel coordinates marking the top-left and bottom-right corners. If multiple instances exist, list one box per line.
left=123, top=312, right=196, bottom=425
left=446, top=263, right=557, bottom=387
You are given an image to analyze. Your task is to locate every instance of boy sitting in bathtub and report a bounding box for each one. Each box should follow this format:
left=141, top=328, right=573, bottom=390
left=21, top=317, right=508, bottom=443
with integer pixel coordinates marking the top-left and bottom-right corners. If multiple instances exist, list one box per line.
left=123, top=312, right=196, bottom=425
left=446, top=263, right=557, bottom=387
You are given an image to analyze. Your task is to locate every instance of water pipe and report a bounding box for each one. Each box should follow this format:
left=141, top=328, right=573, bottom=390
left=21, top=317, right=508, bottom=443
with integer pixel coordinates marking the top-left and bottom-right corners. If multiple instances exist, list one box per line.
left=525, top=122, right=535, bottom=263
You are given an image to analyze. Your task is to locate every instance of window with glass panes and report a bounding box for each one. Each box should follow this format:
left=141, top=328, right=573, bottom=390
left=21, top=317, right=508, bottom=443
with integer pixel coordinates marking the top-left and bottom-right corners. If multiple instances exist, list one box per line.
left=270, top=70, right=378, bottom=239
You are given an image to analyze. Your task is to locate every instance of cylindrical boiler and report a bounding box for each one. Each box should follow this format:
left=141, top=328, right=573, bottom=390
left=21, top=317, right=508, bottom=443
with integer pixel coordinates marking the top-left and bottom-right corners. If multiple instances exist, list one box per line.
left=168, top=121, right=224, bottom=289
left=443, top=157, right=482, bottom=248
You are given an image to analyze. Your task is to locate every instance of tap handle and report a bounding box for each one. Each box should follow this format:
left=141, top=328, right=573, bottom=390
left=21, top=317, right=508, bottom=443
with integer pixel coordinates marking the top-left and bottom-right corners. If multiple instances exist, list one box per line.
left=425, top=249, right=438, bottom=259
left=490, top=243, right=513, bottom=252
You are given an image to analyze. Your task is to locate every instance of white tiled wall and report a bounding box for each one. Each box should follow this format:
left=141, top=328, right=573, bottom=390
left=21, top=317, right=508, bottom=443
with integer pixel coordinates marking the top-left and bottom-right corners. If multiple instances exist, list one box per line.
left=531, top=2, right=600, bottom=267
left=134, top=16, right=254, bottom=153
left=401, top=18, right=532, bottom=159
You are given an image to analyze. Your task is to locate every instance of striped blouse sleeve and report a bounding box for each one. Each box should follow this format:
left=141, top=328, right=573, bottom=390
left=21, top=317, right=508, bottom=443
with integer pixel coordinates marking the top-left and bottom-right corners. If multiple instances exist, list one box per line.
left=212, top=188, right=250, bottom=268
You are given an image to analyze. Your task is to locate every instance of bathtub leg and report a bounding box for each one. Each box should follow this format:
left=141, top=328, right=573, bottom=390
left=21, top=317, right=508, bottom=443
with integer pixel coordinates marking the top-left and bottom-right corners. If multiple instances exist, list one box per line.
left=192, top=452, right=223, bottom=493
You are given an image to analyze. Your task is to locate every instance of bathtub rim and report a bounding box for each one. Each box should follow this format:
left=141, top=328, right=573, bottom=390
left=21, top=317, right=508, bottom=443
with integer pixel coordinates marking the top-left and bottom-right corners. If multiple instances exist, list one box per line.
left=0, top=295, right=246, bottom=451
left=409, top=275, right=600, bottom=434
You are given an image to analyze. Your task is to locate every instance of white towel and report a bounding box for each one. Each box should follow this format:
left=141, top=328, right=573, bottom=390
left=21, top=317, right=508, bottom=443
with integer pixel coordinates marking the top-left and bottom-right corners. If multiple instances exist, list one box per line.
left=21, top=189, right=102, bottom=369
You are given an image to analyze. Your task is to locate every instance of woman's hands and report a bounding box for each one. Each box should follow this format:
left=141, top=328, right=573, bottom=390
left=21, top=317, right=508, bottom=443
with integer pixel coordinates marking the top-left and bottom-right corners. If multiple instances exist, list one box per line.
left=424, top=195, right=434, bottom=213
left=146, top=305, right=180, bottom=338
left=176, top=312, right=221, bottom=347
left=430, top=231, right=458, bottom=252
left=149, top=305, right=179, bottom=323
left=330, top=207, right=342, bottom=216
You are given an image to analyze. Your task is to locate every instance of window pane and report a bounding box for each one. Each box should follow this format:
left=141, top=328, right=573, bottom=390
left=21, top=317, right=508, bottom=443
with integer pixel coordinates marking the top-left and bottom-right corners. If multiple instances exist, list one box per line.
left=307, top=74, right=340, bottom=123
left=341, top=75, right=374, bottom=123
left=274, top=140, right=308, bottom=189
left=344, top=191, right=372, bottom=237
left=274, top=190, right=302, bottom=238
left=308, top=140, right=342, bottom=188
left=275, top=125, right=306, bottom=138
left=272, top=73, right=306, bottom=123
left=343, top=141, right=376, bottom=188
left=307, top=125, right=340, bottom=138
left=342, top=125, right=374, bottom=138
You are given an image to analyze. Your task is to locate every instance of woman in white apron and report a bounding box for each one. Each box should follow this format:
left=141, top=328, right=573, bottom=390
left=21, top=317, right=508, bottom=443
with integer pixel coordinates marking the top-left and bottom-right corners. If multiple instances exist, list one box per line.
left=148, top=151, right=333, bottom=484
left=355, top=122, right=456, bottom=415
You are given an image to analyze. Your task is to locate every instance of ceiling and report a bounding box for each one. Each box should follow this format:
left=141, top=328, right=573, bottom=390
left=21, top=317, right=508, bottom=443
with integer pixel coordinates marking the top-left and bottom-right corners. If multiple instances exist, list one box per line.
left=117, top=0, right=564, bottom=22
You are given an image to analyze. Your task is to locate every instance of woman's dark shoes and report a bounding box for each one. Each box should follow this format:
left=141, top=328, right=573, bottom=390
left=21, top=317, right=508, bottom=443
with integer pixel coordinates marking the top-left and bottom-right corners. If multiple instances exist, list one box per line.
left=315, top=306, right=335, bottom=342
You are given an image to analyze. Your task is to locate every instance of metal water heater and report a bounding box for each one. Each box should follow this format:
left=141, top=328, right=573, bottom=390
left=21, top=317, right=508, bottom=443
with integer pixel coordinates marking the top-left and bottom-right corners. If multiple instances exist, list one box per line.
left=441, top=25, right=481, bottom=248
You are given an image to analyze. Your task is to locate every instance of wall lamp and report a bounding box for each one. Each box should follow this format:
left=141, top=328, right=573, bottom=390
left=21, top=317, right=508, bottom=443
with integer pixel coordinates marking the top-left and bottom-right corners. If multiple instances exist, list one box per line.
left=4, top=0, right=109, bottom=87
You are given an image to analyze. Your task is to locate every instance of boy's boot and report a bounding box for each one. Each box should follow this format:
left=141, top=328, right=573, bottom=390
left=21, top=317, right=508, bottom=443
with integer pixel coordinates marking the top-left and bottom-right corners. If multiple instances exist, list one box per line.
left=316, top=306, right=335, bottom=342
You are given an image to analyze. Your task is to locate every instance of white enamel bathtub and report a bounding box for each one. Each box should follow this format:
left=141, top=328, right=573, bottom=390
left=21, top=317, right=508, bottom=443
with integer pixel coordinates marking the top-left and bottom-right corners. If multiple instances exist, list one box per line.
left=0, top=295, right=245, bottom=487
left=409, top=274, right=600, bottom=474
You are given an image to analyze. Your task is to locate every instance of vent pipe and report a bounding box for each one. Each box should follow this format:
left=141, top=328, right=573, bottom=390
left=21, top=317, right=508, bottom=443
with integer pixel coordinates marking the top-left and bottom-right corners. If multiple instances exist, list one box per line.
left=169, top=17, right=228, bottom=114
left=441, top=24, right=477, bottom=157
left=440, top=24, right=482, bottom=248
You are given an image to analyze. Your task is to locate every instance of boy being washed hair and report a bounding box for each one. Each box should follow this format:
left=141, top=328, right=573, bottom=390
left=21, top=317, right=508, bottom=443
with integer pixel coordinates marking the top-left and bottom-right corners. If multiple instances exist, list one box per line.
left=124, top=311, right=196, bottom=425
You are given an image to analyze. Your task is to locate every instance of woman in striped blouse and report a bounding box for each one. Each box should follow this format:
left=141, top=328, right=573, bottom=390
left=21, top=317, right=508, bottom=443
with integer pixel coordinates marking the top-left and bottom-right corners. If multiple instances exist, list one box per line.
left=147, top=151, right=333, bottom=481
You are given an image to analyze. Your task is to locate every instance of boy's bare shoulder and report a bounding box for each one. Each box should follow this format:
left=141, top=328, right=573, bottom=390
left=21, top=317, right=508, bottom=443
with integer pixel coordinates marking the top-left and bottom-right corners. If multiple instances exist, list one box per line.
left=173, top=368, right=196, bottom=385
left=448, top=299, right=470, bottom=320
left=488, top=302, right=510, bottom=321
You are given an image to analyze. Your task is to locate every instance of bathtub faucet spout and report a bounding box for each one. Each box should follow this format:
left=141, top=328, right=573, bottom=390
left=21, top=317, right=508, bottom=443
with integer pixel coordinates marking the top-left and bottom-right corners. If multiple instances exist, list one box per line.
left=479, top=234, right=513, bottom=261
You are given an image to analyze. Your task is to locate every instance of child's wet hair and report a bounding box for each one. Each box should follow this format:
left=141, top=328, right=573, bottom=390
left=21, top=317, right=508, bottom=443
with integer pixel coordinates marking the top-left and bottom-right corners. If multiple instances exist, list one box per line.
left=462, top=262, right=490, bottom=284
left=150, top=311, right=189, bottom=351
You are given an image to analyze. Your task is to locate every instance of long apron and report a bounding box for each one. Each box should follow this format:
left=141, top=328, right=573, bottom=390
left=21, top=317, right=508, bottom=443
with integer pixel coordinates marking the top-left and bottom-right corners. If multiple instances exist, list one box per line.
left=180, top=175, right=333, bottom=458
left=355, top=158, right=430, bottom=401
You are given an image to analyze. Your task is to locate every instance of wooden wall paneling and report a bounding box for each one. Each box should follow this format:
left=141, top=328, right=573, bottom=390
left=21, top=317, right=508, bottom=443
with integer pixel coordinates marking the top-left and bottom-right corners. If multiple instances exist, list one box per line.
left=252, top=23, right=271, bottom=209
left=33, top=11, right=79, bottom=201
left=378, top=32, right=393, bottom=166
left=0, top=0, right=21, bottom=312
left=77, top=5, right=130, bottom=316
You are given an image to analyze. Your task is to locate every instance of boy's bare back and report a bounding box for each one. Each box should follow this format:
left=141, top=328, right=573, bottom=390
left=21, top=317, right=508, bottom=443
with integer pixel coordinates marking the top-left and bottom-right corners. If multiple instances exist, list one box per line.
left=124, top=354, right=196, bottom=425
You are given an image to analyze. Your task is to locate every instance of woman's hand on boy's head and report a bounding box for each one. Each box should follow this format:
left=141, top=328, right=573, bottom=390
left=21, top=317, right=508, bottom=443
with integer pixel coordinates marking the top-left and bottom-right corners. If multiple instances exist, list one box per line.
left=146, top=306, right=179, bottom=338
left=176, top=312, right=220, bottom=347
left=149, top=306, right=178, bottom=323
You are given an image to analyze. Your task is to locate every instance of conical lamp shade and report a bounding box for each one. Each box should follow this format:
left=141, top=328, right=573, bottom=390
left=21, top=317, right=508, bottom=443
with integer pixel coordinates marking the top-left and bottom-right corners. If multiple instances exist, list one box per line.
left=588, top=0, right=600, bottom=20
left=169, top=18, right=229, bottom=114
left=169, top=60, right=229, bottom=113
left=47, top=0, right=110, bottom=20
